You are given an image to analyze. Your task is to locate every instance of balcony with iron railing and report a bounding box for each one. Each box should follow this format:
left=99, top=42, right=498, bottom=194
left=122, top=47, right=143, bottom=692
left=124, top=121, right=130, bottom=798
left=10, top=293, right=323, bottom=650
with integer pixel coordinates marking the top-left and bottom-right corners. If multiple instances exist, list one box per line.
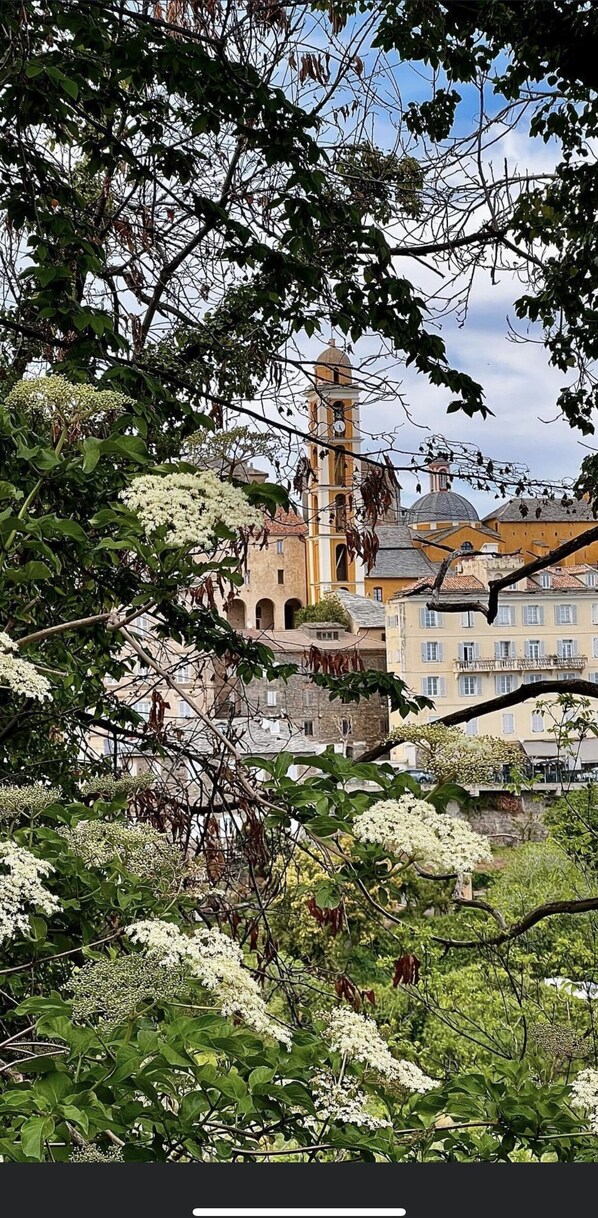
left=454, top=654, right=586, bottom=672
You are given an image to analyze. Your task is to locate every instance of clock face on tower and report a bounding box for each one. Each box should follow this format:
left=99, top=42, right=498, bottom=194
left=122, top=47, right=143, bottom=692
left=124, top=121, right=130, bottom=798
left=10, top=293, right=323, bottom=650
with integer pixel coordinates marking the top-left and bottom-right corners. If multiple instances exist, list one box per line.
left=332, top=417, right=346, bottom=435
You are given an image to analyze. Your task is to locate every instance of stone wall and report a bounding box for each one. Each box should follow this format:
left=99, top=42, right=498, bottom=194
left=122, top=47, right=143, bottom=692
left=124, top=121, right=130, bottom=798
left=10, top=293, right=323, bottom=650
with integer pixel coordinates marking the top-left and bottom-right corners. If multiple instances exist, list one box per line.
left=462, top=790, right=548, bottom=845
left=216, top=644, right=389, bottom=755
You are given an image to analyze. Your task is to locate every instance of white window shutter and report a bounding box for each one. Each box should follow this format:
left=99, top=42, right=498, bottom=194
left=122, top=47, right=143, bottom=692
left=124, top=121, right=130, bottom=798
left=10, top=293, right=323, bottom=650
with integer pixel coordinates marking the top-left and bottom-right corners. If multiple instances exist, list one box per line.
left=523, top=607, right=529, bottom=625
left=571, top=605, right=578, bottom=625
left=421, top=643, right=428, bottom=662
left=594, top=638, right=598, bottom=659
left=524, top=640, right=530, bottom=658
left=438, top=642, right=444, bottom=661
left=458, top=642, right=465, bottom=660
left=460, top=612, right=468, bottom=627
left=539, top=640, right=545, bottom=657
left=420, top=679, right=428, bottom=695
left=437, top=612, right=444, bottom=627
left=419, top=608, right=426, bottom=628
left=554, top=606, right=560, bottom=625
left=538, top=606, right=544, bottom=625
left=510, top=640, right=517, bottom=657
left=572, top=639, right=578, bottom=656
left=557, top=639, right=563, bottom=658
left=474, top=641, right=481, bottom=659
left=438, top=678, right=446, bottom=697
left=494, top=641, right=501, bottom=659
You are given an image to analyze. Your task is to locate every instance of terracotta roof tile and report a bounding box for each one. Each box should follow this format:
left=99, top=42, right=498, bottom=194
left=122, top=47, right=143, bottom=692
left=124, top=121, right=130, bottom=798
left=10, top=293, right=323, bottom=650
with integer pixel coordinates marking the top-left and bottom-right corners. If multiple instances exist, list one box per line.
left=400, top=574, right=485, bottom=597
left=263, top=507, right=307, bottom=537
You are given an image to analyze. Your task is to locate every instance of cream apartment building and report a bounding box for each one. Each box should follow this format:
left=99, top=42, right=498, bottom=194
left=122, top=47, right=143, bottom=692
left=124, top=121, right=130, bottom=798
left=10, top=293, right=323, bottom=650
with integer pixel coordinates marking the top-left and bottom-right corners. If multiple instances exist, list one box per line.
left=386, top=554, right=598, bottom=771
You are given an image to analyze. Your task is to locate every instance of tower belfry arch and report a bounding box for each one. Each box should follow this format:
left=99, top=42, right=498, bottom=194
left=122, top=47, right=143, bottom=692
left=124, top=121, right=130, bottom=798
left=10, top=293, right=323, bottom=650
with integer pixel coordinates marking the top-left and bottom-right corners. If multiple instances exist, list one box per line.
left=304, top=340, right=365, bottom=601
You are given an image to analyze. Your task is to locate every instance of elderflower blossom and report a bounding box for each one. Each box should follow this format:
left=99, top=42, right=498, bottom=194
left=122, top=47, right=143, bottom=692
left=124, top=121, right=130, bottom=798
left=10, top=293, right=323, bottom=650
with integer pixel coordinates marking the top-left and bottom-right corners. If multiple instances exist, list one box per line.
left=0, top=632, right=52, bottom=702
left=0, top=783, right=59, bottom=823
left=309, top=1070, right=391, bottom=1130
left=6, top=376, right=133, bottom=428
left=0, top=841, right=61, bottom=943
left=57, top=820, right=194, bottom=890
left=69, top=1145, right=124, bottom=1163
left=70, top=952, right=190, bottom=1027
left=79, top=773, right=154, bottom=800
left=127, top=920, right=291, bottom=1047
left=353, top=794, right=492, bottom=874
left=570, top=1067, right=598, bottom=1133
left=120, top=469, right=262, bottom=550
left=323, top=1007, right=437, bottom=1092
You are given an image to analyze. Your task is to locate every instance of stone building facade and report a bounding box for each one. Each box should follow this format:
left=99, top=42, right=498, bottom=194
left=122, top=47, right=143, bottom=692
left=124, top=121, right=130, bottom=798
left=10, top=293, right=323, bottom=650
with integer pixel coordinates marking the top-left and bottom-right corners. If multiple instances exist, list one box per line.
left=225, top=505, right=308, bottom=632
left=215, top=620, right=389, bottom=756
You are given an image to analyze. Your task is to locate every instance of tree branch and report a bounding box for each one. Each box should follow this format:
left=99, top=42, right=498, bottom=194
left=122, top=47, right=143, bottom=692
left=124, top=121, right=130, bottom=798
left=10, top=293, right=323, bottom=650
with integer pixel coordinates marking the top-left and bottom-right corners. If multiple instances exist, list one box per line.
left=435, top=895, right=598, bottom=949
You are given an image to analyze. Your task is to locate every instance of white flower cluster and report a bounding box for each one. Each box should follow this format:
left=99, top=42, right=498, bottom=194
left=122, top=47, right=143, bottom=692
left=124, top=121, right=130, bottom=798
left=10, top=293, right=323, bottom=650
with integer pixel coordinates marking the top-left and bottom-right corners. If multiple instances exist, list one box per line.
left=6, top=376, right=133, bottom=425
left=0, top=840, right=61, bottom=943
left=323, top=1007, right=437, bottom=1092
left=57, top=819, right=193, bottom=890
left=69, top=1145, right=124, bottom=1163
left=79, top=773, right=154, bottom=800
left=570, top=1067, right=598, bottom=1133
left=353, top=794, right=492, bottom=874
left=127, top=920, right=291, bottom=1047
left=0, top=632, right=52, bottom=702
left=0, top=783, right=59, bottom=823
left=120, top=469, right=262, bottom=550
left=310, top=1070, right=391, bottom=1130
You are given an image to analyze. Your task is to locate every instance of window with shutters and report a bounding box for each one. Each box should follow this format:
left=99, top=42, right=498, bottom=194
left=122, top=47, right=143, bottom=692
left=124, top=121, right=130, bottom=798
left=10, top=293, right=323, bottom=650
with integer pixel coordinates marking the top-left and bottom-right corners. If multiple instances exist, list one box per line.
left=539, top=572, right=552, bottom=588
left=422, top=608, right=441, bottom=628
left=526, top=640, right=542, bottom=660
left=303, top=688, right=316, bottom=708
left=176, top=663, right=189, bottom=683
left=461, top=611, right=475, bottom=628
left=523, top=604, right=543, bottom=625
left=178, top=700, right=192, bottom=719
left=560, top=671, right=577, bottom=681
left=531, top=712, right=545, bottom=733
left=423, top=641, right=440, bottom=662
left=459, top=675, right=479, bottom=696
left=524, top=672, right=544, bottom=684
left=593, top=604, right=598, bottom=625
left=593, top=637, right=598, bottom=658
left=590, top=672, right=598, bottom=683
left=558, top=638, right=576, bottom=659
left=586, top=571, right=597, bottom=587
left=502, top=713, right=515, bottom=734
left=496, top=640, right=514, bottom=659
left=266, top=689, right=277, bottom=707
left=495, top=605, right=515, bottom=626
left=460, top=641, right=476, bottom=663
left=422, top=676, right=445, bottom=697
left=134, top=700, right=151, bottom=720
left=556, top=604, right=576, bottom=625
left=495, top=674, right=516, bottom=694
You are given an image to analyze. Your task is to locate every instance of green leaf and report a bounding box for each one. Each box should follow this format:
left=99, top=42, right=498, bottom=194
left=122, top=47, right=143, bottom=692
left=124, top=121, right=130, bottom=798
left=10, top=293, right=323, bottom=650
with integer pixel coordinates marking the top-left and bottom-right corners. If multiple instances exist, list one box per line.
left=82, top=438, right=101, bottom=473
left=20, top=1116, right=54, bottom=1160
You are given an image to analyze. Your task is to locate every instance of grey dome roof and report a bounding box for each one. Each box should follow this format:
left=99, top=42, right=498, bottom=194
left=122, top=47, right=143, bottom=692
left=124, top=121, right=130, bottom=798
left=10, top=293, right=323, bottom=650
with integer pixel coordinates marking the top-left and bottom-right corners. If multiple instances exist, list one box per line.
left=406, top=490, right=479, bottom=525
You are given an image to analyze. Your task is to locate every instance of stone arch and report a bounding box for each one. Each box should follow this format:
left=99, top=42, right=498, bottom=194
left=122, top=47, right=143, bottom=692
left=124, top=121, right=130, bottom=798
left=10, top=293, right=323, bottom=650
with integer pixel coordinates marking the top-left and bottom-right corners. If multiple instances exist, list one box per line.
left=255, top=597, right=275, bottom=630
left=226, top=599, right=246, bottom=629
left=284, top=598, right=302, bottom=630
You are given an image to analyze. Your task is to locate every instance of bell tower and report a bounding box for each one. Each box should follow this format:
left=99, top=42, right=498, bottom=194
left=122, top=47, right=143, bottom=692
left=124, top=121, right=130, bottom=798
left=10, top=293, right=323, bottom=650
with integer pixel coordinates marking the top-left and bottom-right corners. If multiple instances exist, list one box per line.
left=305, top=340, right=365, bottom=601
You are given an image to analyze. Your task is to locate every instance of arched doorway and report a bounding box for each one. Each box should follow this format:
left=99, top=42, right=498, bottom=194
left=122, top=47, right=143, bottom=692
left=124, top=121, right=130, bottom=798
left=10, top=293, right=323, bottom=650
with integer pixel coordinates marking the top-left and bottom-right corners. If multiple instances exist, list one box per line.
left=226, top=599, right=246, bottom=629
left=255, top=598, right=275, bottom=630
left=284, top=598, right=302, bottom=630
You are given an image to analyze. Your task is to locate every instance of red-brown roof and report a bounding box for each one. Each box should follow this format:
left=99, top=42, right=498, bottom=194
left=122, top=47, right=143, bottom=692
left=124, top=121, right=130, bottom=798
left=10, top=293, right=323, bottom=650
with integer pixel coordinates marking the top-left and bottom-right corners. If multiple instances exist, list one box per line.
left=263, top=507, right=307, bottom=537
left=402, top=574, right=486, bottom=596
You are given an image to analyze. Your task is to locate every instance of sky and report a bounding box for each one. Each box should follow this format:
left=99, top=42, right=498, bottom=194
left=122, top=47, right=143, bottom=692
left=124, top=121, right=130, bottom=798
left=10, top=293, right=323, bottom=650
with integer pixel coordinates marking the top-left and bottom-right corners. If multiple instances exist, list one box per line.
left=293, top=31, right=594, bottom=515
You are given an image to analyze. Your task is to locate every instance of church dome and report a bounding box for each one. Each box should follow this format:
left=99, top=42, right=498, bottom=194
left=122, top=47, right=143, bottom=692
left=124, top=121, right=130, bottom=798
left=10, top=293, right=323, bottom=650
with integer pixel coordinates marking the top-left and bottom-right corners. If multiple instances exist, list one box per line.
left=315, top=340, right=352, bottom=384
left=406, top=490, right=479, bottom=525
